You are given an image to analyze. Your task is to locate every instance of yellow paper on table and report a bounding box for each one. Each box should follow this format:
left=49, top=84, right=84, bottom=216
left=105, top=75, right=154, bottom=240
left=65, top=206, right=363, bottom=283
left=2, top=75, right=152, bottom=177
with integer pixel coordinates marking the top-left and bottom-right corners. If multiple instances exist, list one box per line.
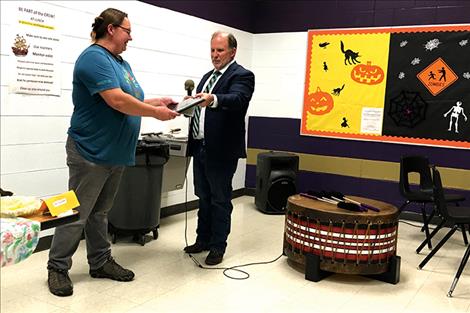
left=41, top=190, right=80, bottom=217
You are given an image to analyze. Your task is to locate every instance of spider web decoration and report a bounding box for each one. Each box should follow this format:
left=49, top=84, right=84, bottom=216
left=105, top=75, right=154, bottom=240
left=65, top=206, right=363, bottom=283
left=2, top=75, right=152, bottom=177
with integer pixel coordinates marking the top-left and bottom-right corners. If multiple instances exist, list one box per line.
left=388, top=91, right=428, bottom=128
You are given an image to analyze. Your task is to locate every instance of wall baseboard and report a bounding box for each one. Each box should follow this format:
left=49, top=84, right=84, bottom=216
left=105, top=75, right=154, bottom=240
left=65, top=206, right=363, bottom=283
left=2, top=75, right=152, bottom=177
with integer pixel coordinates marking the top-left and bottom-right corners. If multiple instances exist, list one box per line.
left=35, top=236, right=54, bottom=253
left=35, top=188, right=248, bottom=253
left=244, top=187, right=256, bottom=197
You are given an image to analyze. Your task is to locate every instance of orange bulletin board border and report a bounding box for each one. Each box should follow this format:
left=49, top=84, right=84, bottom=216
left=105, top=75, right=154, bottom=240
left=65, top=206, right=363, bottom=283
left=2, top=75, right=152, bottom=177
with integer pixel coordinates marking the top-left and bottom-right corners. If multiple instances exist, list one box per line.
left=300, top=24, right=470, bottom=149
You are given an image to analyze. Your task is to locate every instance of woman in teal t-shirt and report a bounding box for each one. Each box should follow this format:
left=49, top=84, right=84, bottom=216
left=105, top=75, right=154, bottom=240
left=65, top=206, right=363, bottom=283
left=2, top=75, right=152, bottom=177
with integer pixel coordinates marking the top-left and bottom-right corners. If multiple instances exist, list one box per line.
left=47, top=8, right=179, bottom=297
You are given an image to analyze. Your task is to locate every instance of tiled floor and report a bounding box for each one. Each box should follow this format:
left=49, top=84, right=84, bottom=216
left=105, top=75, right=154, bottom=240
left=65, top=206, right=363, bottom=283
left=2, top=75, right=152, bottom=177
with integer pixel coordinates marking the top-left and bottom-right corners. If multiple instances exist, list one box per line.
left=1, top=196, right=469, bottom=312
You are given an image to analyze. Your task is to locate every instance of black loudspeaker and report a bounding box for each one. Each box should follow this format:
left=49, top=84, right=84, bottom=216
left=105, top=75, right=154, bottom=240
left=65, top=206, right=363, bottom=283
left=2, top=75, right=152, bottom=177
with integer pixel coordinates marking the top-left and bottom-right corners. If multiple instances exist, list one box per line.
left=255, top=151, right=299, bottom=214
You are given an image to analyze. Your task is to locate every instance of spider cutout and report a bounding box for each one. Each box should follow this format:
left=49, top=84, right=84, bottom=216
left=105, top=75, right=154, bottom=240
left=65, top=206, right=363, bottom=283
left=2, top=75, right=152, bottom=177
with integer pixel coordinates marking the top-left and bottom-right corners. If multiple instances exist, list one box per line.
left=388, top=91, right=428, bottom=128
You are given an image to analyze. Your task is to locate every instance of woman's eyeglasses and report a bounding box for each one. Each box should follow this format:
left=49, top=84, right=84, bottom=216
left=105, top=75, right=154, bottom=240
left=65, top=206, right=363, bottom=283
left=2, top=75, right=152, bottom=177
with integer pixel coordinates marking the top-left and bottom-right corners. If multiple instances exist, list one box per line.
left=113, top=25, right=131, bottom=35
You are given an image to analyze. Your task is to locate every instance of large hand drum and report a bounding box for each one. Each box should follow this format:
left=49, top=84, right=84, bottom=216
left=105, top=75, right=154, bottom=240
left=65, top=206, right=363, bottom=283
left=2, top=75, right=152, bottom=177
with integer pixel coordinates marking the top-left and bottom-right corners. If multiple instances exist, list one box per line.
left=284, top=194, right=400, bottom=277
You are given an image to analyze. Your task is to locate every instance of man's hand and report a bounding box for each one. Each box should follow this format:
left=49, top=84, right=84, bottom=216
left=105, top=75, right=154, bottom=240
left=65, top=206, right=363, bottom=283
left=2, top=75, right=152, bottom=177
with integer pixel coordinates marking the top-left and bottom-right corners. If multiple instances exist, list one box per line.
left=194, top=92, right=214, bottom=107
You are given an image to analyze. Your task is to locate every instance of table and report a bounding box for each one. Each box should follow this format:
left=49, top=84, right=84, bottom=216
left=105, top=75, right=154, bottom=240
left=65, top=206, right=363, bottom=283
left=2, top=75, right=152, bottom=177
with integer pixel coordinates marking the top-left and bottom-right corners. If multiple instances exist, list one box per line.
left=28, top=210, right=79, bottom=230
left=1, top=210, right=79, bottom=267
left=284, top=194, right=401, bottom=284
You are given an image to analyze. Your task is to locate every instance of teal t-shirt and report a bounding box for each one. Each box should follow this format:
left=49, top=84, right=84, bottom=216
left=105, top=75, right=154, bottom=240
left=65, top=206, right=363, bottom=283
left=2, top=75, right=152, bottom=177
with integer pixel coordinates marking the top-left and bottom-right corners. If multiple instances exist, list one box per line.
left=68, top=44, right=144, bottom=165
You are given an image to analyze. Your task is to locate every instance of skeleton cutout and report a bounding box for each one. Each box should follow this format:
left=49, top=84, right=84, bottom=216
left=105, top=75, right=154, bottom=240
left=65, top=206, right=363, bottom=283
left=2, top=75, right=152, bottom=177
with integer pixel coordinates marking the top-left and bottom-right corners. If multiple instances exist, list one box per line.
left=444, top=101, right=467, bottom=133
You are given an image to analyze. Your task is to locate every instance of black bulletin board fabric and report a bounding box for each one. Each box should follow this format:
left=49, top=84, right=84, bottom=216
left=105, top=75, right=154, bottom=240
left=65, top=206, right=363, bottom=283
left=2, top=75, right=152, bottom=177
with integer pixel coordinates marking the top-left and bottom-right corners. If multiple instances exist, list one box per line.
left=383, top=30, right=470, bottom=143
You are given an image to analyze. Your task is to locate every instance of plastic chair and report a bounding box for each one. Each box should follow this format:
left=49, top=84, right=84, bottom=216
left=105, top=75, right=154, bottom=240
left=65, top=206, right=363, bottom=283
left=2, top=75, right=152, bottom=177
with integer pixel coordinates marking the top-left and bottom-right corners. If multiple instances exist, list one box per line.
left=448, top=244, right=470, bottom=297
left=417, top=166, right=470, bottom=297
left=398, top=155, right=465, bottom=251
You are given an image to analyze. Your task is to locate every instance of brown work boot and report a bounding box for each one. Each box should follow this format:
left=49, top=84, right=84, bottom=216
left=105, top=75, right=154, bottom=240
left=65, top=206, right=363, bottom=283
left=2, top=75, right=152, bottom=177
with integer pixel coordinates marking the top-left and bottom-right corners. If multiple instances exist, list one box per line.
left=89, top=257, right=134, bottom=281
left=48, top=268, right=73, bottom=297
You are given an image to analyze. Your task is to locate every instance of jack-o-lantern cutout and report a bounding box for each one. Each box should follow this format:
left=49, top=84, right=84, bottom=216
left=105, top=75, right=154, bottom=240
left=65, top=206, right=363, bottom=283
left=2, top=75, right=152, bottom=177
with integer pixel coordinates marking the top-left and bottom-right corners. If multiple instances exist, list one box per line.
left=307, top=87, right=334, bottom=115
left=351, top=61, right=384, bottom=85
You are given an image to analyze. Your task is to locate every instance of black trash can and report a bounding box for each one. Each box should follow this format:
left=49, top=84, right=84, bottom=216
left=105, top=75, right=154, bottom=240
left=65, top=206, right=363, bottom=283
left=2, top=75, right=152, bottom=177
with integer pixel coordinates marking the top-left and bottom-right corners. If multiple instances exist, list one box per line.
left=108, top=138, right=169, bottom=245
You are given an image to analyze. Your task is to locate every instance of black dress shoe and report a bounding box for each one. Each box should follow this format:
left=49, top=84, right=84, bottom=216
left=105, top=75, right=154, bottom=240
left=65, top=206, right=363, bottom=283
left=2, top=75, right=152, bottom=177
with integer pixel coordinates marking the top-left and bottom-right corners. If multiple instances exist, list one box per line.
left=205, top=250, right=224, bottom=265
left=184, top=242, right=208, bottom=254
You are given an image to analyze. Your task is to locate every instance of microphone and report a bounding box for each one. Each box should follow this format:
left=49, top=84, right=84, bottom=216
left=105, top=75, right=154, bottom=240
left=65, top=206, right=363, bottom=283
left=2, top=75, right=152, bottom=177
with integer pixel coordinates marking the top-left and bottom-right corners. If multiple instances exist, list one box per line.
left=184, top=79, right=195, bottom=96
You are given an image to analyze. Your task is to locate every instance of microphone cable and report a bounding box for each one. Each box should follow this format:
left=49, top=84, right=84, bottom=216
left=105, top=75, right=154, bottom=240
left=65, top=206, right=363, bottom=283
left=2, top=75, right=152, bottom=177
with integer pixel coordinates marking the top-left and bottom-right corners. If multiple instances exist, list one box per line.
left=182, top=154, right=284, bottom=280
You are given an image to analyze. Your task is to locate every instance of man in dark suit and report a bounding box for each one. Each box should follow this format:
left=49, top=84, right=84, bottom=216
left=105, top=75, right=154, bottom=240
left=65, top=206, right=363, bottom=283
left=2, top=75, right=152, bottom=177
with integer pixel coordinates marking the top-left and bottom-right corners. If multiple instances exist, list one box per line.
left=184, top=31, right=255, bottom=265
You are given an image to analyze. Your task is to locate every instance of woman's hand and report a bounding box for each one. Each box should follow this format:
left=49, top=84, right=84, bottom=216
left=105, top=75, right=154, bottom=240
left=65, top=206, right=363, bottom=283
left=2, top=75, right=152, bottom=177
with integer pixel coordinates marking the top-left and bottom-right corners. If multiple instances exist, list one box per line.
left=145, top=97, right=177, bottom=107
left=153, top=106, right=179, bottom=120
left=159, top=97, right=176, bottom=106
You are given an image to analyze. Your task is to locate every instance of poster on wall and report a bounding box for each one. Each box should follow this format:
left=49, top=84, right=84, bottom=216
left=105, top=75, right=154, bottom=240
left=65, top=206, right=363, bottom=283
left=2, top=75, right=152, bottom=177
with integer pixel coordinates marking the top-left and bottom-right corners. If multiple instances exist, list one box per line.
left=9, top=3, right=60, bottom=96
left=300, top=24, right=470, bottom=149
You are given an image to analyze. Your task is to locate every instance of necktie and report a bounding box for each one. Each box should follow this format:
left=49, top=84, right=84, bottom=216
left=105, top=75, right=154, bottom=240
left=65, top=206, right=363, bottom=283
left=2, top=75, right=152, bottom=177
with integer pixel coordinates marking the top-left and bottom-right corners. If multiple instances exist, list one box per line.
left=192, top=71, right=221, bottom=139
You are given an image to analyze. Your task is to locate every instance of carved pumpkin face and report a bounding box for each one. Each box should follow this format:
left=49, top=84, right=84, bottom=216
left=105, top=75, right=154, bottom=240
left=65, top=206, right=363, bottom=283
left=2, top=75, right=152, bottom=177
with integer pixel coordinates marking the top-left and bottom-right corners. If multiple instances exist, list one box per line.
left=351, top=61, right=384, bottom=85
left=307, top=87, right=334, bottom=115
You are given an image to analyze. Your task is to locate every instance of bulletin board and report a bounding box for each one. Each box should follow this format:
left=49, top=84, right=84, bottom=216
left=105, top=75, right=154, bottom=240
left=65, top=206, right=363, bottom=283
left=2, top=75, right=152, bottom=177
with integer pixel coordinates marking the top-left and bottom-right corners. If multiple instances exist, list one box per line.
left=300, top=24, right=470, bottom=149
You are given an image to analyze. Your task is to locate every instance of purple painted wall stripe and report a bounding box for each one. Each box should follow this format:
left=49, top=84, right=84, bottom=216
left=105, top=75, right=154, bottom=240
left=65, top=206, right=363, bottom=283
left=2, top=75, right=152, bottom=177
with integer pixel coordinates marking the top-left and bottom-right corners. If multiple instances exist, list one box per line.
left=247, top=116, right=470, bottom=170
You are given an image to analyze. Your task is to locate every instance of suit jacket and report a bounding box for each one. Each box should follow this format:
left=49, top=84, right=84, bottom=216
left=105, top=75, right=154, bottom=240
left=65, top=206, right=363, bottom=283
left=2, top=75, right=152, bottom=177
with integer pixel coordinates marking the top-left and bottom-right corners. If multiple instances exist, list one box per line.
left=187, top=62, right=255, bottom=161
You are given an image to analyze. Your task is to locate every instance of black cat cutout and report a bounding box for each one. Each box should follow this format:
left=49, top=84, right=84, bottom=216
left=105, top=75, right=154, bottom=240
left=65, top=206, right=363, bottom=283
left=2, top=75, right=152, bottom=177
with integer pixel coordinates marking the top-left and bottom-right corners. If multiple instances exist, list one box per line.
left=332, top=84, right=345, bottom=96
left=340, top=41, right=360, bottom=65
left=0, top=188, right=13, bottom=196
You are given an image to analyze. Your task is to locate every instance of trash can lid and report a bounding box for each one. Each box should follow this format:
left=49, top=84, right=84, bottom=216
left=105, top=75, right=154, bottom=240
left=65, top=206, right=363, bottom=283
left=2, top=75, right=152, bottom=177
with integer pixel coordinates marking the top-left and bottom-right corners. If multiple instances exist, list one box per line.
left=141, top=133, right=166, bottom=143
left=136, top=140, right=169, bottom=158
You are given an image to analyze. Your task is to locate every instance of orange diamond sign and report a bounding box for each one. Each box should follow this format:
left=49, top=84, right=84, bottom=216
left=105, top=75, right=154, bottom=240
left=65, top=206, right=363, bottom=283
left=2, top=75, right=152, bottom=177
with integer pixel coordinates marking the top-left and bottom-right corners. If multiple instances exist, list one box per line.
left=417, top=57, right=458, bottom=96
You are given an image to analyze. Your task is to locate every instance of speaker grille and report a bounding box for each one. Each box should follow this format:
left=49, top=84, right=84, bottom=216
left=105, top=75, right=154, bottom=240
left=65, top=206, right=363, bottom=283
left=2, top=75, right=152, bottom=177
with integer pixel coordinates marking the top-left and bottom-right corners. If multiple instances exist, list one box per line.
left=267, top=178, right=296, bottom=212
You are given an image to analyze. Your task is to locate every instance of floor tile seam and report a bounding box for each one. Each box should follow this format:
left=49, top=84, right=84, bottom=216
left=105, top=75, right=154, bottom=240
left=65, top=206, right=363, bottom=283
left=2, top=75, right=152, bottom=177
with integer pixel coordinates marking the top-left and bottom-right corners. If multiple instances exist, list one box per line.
left=401, top=270, right=440, bottom=312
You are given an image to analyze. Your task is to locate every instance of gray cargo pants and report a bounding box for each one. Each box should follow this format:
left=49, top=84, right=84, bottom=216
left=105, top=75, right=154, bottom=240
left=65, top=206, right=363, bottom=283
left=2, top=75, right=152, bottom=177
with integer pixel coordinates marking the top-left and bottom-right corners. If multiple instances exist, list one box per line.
left=47, top=136, right=124, bottom=271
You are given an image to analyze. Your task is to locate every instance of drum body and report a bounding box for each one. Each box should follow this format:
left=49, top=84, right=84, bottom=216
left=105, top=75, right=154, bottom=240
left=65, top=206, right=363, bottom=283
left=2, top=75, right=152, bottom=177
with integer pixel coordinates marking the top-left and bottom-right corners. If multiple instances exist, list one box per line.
left=284, top=195, right=399, bottom=275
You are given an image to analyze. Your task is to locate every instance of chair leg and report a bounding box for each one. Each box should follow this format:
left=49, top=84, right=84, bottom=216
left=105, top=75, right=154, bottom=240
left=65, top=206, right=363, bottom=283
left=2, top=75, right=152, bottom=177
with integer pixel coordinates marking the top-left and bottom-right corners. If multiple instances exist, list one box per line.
left=447, top=243, right=470, bottom=297
left=416, top=218, right=446, bottom=254
left=461, top=225, right=468, bottom=245
left=420, top=204, right=433, bottom=249
left=418, top=225, right=459, bottom=270
left=421, top=209, right=436, bottom=232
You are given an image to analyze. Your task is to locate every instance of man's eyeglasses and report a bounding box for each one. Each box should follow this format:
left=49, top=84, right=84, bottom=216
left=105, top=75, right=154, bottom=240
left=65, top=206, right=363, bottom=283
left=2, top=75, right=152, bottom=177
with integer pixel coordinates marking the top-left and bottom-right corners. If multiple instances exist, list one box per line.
left=113, top=25, right=131, bottom=35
